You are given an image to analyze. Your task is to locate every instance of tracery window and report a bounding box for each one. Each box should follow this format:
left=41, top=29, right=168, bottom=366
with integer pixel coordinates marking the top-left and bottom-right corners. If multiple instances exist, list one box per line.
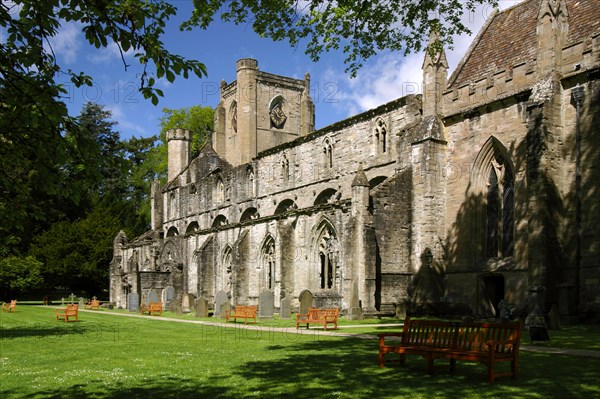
left=373, top=118, right=388, bottom=154
left=485, top=155, right=514, bottom=258
left=323, top=138, right=333, bottom=169
left=215, top=176, right=224, bottom=204
left=261, top=237, right=276, bottom=290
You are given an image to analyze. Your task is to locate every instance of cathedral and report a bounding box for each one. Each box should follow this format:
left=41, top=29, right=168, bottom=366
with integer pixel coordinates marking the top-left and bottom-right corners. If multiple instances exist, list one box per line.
left=110, top=0, right=600, bottom=322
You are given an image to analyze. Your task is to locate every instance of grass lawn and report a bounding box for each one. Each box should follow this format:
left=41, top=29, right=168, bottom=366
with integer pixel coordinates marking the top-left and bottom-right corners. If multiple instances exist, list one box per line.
left=1, top=306, right=599, bottom=399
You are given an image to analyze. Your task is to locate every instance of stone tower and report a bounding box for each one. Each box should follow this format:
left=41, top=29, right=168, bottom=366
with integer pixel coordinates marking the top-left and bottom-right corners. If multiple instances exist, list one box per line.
left=213, top=58, right=315, bottom=166
left=166, top=128, right=191, bottom=182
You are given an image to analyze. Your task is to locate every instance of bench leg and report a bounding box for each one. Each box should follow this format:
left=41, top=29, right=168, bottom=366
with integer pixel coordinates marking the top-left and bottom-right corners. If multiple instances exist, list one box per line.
left=426, top=354, right=434, bottom=374
left=511, top=358, right=518, bottom=380
left=449, top=358, right=456, bottom=372
left=400, top=354, right=406, bottom=366
left=379, top=351, right=385, bottom=368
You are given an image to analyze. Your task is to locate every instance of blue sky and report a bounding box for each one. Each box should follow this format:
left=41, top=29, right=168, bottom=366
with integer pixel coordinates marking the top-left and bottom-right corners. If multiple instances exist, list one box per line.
left=6, top=1, right=521, bottom=140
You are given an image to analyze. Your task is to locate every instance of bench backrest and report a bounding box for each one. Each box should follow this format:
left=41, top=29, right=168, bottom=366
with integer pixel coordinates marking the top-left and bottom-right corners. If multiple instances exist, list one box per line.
left=401, top=317, right=522, bottom=353
left=307, top=308, right=339, bottom=320
left=9, top=300, right=16, bottom=308
left=149, top=302, right=162, bottom=311
left=90, top=299, right=100, bottom=307
left=235, top=305, right=257, bottom=316
left=65, top=304, right=78, bottom=315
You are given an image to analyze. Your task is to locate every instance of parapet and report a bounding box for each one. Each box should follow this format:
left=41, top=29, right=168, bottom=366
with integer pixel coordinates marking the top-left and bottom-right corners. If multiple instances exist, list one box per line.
left=166, top=128, right=192, bottom=142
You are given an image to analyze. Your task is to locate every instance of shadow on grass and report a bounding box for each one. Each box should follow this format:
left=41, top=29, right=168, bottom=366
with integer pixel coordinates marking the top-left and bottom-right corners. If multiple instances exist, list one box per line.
left=0, top=377, right=234, bottom=399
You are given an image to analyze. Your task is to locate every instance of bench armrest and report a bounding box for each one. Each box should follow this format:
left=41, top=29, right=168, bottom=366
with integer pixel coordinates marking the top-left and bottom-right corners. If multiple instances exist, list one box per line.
left=296, top=313, right=308, bottom=320
left=377, top=333, right=404, bottom=338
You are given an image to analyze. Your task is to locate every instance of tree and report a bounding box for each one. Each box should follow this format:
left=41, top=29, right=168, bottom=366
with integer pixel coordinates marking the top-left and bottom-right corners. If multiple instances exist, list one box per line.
left=0, top=256, right=43, bottom=300
left=159, top=105, right=214, bottom=158
left=183, top=0, right=499, bottom=76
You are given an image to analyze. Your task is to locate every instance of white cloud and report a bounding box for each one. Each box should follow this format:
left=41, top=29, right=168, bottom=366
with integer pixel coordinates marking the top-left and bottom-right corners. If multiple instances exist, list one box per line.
left=106, top=103, right=146, bottom=135
left=325, top=1, right=523, bottom=118
left=88, top=41, right=135, bottom=65
left=47, top=23, right=82, bottom=64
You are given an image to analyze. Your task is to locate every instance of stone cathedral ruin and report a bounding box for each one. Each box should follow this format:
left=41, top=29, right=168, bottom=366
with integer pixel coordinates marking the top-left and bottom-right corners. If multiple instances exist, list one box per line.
left=110, top=0, right=600, bottom=322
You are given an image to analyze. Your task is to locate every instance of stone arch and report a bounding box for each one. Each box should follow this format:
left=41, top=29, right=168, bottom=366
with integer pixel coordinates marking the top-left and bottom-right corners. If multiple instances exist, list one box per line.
left=185, top=221, right=199, bottom=235
left=212, top=214, right=228, bottom=228
left=470, top=137, right=515, bottom=259
left=314, top=188, right=339, bottom=206
left=166, top=226, right=179, bottom=237
left=240, top=207, right=260, bottom=223
left=274, top=199, right=297, bottom=216
left=369, top=176, right=388, bottom=190
left=309, top=217, right=341, bottom=291
left=160, top=240, right=180, bottom=271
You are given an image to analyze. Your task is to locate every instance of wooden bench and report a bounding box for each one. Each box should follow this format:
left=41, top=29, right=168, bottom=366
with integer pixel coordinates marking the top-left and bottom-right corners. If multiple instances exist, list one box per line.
left=225, top=305, right=257, bottom=324
left=84, top=299, right=101, bottom=310
left=140, top=302, right=163, bottom=316
left=56, top=304, right=79, bottom=322
left=2, top=300, right=16, bottom=313
left=378, top=317, right=522, bottom=383
left=296, top=308, right=339, bottom=330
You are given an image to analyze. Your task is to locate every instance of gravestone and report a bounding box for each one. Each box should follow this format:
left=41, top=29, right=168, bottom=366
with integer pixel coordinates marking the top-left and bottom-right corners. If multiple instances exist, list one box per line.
left=195, top=297, right=209, bottom=318
left=78, top=297, right=85, bottom=308
left=127, top=292, right=140, bottom=311
left=298, top=290, right=313, bottom=315
left=182, top=294, right=195, bottom=313
left=214, top=291, right=229, bottom=317
left=259, top=291, right=274, bottom=318
left=280, top=297, right=291, bottom=319
left=165, top=286, right=176, bottom=303
left=148, top=289, right=159, bottom=304
left=219, top=302, right=231, bottom=319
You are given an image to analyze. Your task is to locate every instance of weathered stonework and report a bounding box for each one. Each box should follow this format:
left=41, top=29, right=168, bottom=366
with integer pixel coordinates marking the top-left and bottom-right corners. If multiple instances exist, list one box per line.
left=111, top=0, right=600, bottom=322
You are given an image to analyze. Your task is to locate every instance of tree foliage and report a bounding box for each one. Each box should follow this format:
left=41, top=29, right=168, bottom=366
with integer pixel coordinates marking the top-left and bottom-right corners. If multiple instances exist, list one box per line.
left=0, top=256, right=43, bottom=299
left=159, top=105, right=214, bottom=158
left=183, top=0, right=498, bottom=76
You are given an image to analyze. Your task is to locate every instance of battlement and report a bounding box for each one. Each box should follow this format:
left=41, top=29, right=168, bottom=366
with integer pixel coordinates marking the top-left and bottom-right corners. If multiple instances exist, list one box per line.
left=443, top=32, right=600, bottom=116
left=166, top=128, right=192, bottom=142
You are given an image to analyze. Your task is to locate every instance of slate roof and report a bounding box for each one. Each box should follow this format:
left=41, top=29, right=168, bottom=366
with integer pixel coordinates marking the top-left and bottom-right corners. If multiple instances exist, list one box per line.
left=448, top=0, right=600, bottom=89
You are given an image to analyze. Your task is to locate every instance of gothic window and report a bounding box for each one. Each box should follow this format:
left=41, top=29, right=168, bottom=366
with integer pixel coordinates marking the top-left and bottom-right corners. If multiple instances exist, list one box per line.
left=485, top=155, right=514, bottom=258
left=281, top=153, right=290, bottom=182
left=261, top=237, right=276, bottom=290
left=323, top=138, right=333, bottom=169
left=269, top=96, right=287, bottom=129
left=247, top=167, right=256, bottom=197
left=169, top=192, right=177, bottom=219
left=215, top=176, right=224, bottom=204
left=229, top=101, right=237, bottom=133
left=373, top=119, right=388, bottom=154
left=222, top=246, right=233, bottom=293
left=315, top=222, right=339, bottom=289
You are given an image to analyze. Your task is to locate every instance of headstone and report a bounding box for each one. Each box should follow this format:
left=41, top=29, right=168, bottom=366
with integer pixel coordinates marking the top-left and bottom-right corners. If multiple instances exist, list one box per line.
left=165, top=286, right=176, bottom=303
left=214, top=291, right=229, bottom=317
left=259, top=291, right=274, bottom=318
left=69, top=293, right=76, bottom=304
left=78, top=297, right=85, bottom=308
left=195, top=297, right=209, bottom=318
left=182, top=294, right=194, bottom=313
left=280, top=297, right=291, bottom=319
left=547, top=304, right=561, bottom=330
left=127, top=292, right=140, bottom=312
left=219, top=302, right=231, bottom=319
left=298, top=290, right=314, bottom=315
left=148, top=289, right=159, bottom=303
left=61, top=297, right=65, bottom=306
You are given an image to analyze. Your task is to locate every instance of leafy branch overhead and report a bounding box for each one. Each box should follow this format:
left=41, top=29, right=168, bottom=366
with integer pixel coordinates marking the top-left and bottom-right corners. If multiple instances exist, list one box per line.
left=183, top=0, right=498, bottom=77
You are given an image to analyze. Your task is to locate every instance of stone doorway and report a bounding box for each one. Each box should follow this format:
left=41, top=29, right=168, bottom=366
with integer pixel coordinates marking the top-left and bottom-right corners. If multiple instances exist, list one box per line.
left=479, top=274, right=505, bottom=317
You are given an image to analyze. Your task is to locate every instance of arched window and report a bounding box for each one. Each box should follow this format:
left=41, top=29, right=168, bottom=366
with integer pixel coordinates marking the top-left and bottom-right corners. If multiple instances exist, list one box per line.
left=373, top=118, right=388, bottom=154
left=486, top=156, right=514, bottom=258
left=323, top=138, right=333, bottom=169
left=229, top=101, right=238, bottom=133
left=281, top=153, right=289, bottom=182
left=472, top=137, right=515, bottom=260
left=261, top=237, right=276, bottom=291
left=222, top=246, right=233, bottom=293
left=214, top=176, right=224, bottom=204
left=313, top=220, right=339, bottom=290
left=247, top=167, right=256, bottom=197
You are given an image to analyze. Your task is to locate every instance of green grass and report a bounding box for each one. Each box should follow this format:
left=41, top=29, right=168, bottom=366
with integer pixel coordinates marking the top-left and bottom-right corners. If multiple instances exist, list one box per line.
left=1, top=306, right=599, bottom=399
